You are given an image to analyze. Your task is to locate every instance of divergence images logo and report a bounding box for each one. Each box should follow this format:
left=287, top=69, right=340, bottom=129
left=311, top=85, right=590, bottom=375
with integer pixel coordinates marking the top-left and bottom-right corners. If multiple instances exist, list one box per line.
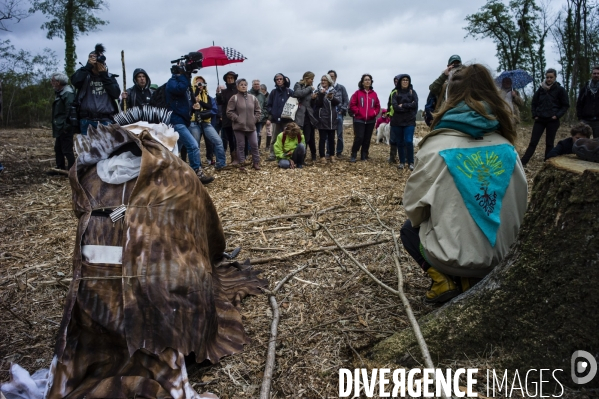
left=571, top=350, right=597, bottom=385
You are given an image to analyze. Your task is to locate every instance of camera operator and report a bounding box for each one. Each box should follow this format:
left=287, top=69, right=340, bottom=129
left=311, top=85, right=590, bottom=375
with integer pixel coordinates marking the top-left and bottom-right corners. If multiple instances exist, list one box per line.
left=165, top=66, right=214, bottom=185
left=70, top=44, right=120, bottom=135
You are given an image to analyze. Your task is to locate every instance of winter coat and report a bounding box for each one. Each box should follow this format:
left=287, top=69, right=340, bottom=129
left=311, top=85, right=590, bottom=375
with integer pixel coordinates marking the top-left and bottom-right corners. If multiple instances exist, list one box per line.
left=273, top=133, right=305, bottom=160
left=215, top=82, right=238, bottom=128
left=576, top=81, right=599, bottom=121
left=313, top=89, right=340, bottom=130
left=266, top=84, right=294, bottom=122
left=404, top=125, right=527, bottom=278
left=122, top=68, right=153, bottom=109
left=165, top=74, right=194, bottom=126
left=349, top=89, right=381, bottom=123
left=52, top=85, right=75, bottom=138
left=391, top=74, right=418, bottom=127
left=249, top=88, right=268, bottom=122
left=226, top=92, right=262, bottom=132
left=546, top=137, right=576, bottom=160
left=292, top=82, right=318, bottom=128
left=531, top=82, right=569, bottom=119
left=71, top=63, right=120, bottom=117
left=333, top=83, right=349, bottom=115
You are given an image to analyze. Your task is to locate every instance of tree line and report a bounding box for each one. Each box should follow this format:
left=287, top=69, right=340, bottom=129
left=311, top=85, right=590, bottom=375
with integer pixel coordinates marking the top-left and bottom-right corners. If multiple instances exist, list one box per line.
left=465, top=0, right=599, bottom=121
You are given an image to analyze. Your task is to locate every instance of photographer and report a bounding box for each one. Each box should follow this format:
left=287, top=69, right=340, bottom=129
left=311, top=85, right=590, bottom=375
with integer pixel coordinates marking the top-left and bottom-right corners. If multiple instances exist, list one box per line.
left=191, top=76, right=227, bottom=170
left=165, top=68, right=214, bottom=185
left=70, top=44, right=120, bottom=135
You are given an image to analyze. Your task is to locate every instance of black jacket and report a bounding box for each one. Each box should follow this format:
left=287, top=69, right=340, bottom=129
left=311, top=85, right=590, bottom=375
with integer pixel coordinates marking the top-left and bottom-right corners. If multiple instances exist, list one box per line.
left=531, top=82, right=569, bottom=119
left=390, top=74, right=418, bottom=127
left=71, top=63, right=120, bottom=116
left=313, top=89, right=340, bottom=130
left=123, top=68, right=153, bottom=109
left=576, top=81, right=599, bottom=121
left=546, top=137, right=575, bottom=160
left=215, top=82, right=238, bottom=128
left=266, top=83, right=294, bottom=122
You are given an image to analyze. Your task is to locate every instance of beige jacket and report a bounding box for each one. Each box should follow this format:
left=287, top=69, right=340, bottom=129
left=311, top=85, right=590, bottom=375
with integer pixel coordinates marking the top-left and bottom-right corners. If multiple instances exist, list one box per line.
left=226, top=92, right=261, bottom=132
left=403, top=129, right=528, bottom=277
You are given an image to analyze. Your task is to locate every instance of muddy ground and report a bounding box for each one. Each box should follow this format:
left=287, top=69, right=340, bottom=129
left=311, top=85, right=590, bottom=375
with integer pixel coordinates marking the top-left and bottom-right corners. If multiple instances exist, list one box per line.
left=0, top=122, right=577, bottom=398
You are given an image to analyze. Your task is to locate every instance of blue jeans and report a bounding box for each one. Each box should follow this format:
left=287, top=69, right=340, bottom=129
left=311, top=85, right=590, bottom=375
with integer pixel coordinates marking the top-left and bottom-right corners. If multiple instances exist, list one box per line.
left=79, top=119, right=110, bottom=135
left=278, top=143, right=306, bottom=168
left=189, top=122, right=226, bottom=168
left=391, top=125, right=415, bottom=164
left=174, top=123, right=201, bottom=170
left=336, top=114, right=344, bottom=155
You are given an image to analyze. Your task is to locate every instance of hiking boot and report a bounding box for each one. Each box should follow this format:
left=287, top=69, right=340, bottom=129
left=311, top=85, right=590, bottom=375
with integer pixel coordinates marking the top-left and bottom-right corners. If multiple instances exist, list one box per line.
left=425, top=267, right=460, bottom=303
left=195, top=168, right=214, bottom=185
left=408, top=163, right=414, bottom=171
left=350, top=154, right=357, bottom=163
left=398, top=163, right=405, bottom=170
left=319, top=157, right=327, bottom=164
left=252, top=163, right=261, bottom=170
left=329, top=155, right=335, bottom=163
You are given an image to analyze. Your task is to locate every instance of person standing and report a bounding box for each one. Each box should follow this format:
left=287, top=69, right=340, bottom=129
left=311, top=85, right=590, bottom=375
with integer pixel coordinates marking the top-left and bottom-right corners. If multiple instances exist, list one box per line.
left=165, top=69, right=214, bottom=185
left=121, top=68, right=153, bottom=109
left=328, top=70, right=349, bottom=157
left=293, top=72, right=319, bottom=163
left=429, top=55, right=462, bottom=99
left=348, top=74, right=381, bottom=162
left=191, top=76, right=227, bottom=170
left=249, top=79, right=268, bottom=148
left=313, top=74, right=340, bottom=163
left=216, top=71, right=239, bottom=162
left=521, top=68, right=570, bottom=166
left=390, top=74, right=418, bottom=170
left=226, top=79, right=262, bottom=170
left=576, top=66, right=599, bottom=138
left=50, top=72, right=76, bottom=173
left=266, top=73, right=294, bottom=161
left=386, top=75, right=401, bottom=163
left=498, top=77, right=524, bottom=126
left=70, top=44, right=120, bottom=135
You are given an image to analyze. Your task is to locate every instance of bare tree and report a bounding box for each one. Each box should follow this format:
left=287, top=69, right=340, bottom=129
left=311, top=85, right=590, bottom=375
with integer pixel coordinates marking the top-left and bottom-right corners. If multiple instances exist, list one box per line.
left=0, top=0, right=30, bottom=31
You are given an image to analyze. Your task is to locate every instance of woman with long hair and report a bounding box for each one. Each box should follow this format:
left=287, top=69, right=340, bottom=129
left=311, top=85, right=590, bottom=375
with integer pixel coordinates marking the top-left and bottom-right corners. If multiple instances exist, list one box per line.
left=292, top=72, right=319, bottom=163
left=273, top=122, right=306, bottom=169
left=313, top=74, right=340, bottom=163
left=348, top=74, right=381, bottom=162
left=400, top=64, right=527, bottom=303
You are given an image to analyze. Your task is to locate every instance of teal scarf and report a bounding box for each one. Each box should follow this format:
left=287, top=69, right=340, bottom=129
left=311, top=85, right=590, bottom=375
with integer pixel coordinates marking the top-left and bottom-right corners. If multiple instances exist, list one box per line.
left=436, top=101, right=499, bottom=138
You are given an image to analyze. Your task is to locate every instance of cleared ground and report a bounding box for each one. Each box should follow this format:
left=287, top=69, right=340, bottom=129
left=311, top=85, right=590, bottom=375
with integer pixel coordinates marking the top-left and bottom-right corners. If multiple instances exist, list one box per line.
left=0, top=122, right=573, bottom=398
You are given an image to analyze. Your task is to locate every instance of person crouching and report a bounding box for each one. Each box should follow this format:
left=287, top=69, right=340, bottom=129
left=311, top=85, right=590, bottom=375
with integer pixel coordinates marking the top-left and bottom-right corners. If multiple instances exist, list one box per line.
left=274, top=122, right=306, bottom=169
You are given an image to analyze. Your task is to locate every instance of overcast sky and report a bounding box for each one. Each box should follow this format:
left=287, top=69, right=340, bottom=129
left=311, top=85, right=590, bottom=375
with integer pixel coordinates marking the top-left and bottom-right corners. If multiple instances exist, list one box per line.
left=3, top=0, right=564, bottom=109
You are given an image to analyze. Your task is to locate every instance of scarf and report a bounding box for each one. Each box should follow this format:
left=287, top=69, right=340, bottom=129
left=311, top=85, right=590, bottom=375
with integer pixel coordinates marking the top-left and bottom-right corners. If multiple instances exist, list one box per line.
left=541, top=80, right=553, bottom=91
left=589, top=80, right=599, bottom=95
left=435, top=101, right=499, bottom=138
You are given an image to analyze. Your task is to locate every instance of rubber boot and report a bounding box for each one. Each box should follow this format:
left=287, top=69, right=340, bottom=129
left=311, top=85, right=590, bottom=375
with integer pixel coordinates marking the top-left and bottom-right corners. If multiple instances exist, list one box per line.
left=425, top=267, right=460, bottom=303
left=388, top=144, right=398, bottom=164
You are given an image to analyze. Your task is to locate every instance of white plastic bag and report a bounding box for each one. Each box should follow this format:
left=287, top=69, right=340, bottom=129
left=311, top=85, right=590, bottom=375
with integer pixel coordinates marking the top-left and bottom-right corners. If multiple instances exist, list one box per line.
left=96, top=151, right=141, bottom=184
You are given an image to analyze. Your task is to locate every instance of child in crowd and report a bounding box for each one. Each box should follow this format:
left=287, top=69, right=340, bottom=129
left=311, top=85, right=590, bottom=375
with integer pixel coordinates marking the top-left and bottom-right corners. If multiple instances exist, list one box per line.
left=545, top=122, right=592, bottom=160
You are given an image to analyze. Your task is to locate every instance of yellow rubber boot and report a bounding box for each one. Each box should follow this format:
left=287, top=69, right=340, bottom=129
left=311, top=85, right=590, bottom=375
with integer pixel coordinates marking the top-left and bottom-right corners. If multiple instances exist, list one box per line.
left=425, top=267, right=460, bottom=303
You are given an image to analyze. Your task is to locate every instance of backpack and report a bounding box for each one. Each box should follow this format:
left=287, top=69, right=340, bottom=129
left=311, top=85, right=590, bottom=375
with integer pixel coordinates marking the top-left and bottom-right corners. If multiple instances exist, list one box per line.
left=424, top=91, right=437, bottom=127
left=150, top=84, right=167, bottom=108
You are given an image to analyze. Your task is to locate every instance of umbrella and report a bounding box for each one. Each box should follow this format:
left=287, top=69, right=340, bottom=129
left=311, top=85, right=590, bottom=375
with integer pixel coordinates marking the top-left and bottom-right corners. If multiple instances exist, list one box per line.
left=197, top=45, right=247, bottom=84
left=494, top=69, right=533, bottom=89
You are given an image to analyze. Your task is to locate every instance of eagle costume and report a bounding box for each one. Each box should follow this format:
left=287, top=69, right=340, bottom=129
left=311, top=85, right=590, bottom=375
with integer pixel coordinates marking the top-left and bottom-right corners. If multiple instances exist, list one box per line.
left=43, top=123, right=265, bottom=399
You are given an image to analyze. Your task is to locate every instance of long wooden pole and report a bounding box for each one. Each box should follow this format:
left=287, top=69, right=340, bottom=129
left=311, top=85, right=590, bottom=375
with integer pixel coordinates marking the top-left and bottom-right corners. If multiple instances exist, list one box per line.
left=121, top=50, right=127, bottom=111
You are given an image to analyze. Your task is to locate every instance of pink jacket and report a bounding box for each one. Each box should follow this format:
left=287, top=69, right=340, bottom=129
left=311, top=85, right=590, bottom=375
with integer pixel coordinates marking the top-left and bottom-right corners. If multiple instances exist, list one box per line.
left=375, top=109, right=390, bottom=129
left=349, top=89, right=381, bottom=123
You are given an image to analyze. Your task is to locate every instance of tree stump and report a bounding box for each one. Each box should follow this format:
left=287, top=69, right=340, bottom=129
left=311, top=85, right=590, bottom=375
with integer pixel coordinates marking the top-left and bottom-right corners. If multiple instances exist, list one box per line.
left=373, top=155, right=599, bottom=389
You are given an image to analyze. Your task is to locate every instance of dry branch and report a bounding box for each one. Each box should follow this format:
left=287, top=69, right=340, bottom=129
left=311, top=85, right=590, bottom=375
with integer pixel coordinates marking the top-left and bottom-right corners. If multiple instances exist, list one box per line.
left=260, top=264, right=309, bottom=399
left=224, top=205, right=343, bottom=229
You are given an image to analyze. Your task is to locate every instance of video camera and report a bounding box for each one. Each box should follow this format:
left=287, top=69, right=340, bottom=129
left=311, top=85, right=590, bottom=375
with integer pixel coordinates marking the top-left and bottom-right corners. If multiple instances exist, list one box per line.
left=170, top=52, right=203, bottom=76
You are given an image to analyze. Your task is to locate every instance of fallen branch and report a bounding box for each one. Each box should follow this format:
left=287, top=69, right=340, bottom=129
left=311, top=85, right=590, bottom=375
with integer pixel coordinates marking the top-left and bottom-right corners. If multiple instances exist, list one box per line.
left=260, top=264, right=309, bottom=399
left=249, top=238, right=390, bottom=265
left=224, top=205, right=343, bottom=229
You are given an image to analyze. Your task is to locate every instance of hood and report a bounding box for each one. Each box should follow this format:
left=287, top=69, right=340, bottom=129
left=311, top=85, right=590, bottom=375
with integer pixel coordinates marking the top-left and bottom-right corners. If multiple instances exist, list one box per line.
left=435, top=101, right=499, bottom=138
left=273, top=73, right=290, bottom=88
left=132, top=68, right=151, bottom=89
left=395, top=74, right=412, bottom=91
left=222, top=71, right=238, bottom=83
left=381, top=108, right=387, bottom=114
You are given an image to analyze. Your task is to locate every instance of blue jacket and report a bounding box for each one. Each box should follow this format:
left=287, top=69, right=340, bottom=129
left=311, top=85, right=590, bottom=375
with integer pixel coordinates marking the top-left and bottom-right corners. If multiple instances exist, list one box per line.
left=166, top=74, right=194, bottom=126
left=267, top=85, right=294, bottom=122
